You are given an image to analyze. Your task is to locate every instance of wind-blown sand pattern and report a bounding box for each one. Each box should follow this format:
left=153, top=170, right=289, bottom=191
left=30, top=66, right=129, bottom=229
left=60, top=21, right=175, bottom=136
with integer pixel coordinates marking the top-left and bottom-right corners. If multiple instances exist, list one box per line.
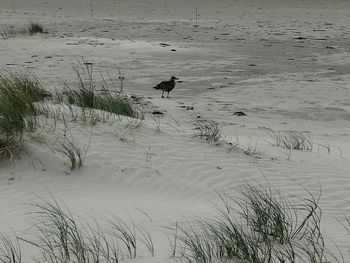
left=1, top=0, right=350, bottom=262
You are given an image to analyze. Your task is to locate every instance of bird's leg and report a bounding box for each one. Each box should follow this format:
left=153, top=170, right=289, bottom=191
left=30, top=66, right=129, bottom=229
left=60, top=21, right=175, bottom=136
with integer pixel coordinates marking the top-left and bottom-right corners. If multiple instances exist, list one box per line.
left=162, top=90, right=165, bottom=98
left=167, top=91, right=170, bottom=98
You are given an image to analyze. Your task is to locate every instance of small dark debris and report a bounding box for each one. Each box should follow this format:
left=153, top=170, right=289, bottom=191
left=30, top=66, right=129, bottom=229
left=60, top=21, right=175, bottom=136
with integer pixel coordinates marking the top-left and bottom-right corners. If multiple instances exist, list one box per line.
left=159, top=42, right=171, bottom=47
left=152, top=110, right=164, bottom=115
left=248, top=64, right=256, bottom=67
left=216, top=166, right=222, bottom=170
left=294, top=36, right=307, bottom=40
left=45, top=56, right=52, bottom=58
left=326, top=46, right=335, bottom=49
left=197, top=115, right=201, bottom=118
left=186, top=106, right=194, bottom=110
left=234, top=111, right=247, bottom=116
left=170, top=49, right=177, bottom=52
left=130, top=95, right=143, bottom=102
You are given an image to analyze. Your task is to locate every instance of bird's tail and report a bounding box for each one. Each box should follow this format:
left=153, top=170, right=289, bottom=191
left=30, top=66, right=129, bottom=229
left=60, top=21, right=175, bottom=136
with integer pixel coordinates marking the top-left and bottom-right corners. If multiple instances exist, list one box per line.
left=153, top=85, right=160, bottom=90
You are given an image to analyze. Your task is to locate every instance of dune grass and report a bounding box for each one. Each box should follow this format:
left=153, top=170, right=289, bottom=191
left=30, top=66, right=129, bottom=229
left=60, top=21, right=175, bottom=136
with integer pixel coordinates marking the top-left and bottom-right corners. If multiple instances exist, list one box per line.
left=193, top=120, right=222, bottom=143
left=174, top=184, right=337, bottom=263
left=0, top=185, right=346, bottom=262
left=15, top=196, right=154, bottom=263
left=2, top=23, right=44, bottom=39
left=0, top=233, right=22, bottom=263
left=58, top=62, right=141, bottom=120
left=27, top=22, right=44, bottom=35
left=0, top=71, right=50, bottom=159
left=0, top=65, right=140, bottom=165
left=268, top=130, right=313, bottom=152
left=56, top=135, right=85, bottom=171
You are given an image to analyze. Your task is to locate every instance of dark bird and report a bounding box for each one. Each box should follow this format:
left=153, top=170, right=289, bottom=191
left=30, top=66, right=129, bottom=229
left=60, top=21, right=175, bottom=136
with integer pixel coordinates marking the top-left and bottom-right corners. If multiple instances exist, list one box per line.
left=153, top=76, right=178, bottom=98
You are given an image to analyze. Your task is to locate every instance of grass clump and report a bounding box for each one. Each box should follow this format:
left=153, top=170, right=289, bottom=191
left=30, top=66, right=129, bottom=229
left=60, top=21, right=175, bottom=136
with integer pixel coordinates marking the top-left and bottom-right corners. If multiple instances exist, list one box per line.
left=56, top=135, right=85, bottom=171
left=194, top=120, right=222, bottom=143
left=0, top=71, right=50, bottom=159
left=269, top=130, right=313, bottom=152
left=174, top=184, right=336, bottom=263
left=18, top=196, right=154, bottom=263
left=29, top=197, right=120, bottom=263
left=27, top=22, right=44, bottom=35
left=2, top=23, right=44, bottom=39
left=59, top=62, right=141, bottom=120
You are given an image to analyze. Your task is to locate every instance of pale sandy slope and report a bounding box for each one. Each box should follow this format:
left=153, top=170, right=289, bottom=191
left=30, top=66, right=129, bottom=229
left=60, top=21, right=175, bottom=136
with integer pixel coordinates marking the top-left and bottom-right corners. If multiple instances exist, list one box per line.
left=1, top=0, right=350, bottom=262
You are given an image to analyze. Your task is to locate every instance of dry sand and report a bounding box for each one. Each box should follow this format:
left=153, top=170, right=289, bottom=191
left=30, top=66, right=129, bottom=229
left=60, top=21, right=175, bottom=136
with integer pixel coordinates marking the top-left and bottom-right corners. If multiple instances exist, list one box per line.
left=1, top=0, right=350, bottom=262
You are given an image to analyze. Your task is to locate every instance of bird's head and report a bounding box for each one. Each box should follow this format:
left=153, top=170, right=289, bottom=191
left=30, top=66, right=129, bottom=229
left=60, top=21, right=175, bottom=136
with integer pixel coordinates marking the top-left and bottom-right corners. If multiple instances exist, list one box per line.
left=170, top=76, right=179, bottom=81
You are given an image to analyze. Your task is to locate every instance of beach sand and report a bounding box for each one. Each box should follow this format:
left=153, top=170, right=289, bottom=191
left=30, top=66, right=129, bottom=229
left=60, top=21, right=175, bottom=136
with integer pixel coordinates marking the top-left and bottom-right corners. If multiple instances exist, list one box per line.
left=0, top=0, right=350, bottom=262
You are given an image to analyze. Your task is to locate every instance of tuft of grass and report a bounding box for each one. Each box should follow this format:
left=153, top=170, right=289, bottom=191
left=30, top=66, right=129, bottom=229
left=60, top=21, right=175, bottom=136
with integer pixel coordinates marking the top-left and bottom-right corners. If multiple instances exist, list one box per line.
left=194, top=120, right=222, bottom=143
left=174, top=184, right=335, bottom=263
left=27, top=196, right=120, bottom=263
left=59, top=62, right=141, bottom=120
left=2, top=23, right=44, bottom=39
left=56, top=135, right=84, bottom=171
left=110, top=218, right=155, bottom=259
left=111, top=219, right=137, bottom=259
left=95, top=95, right=138, bottom=118
left=20, top=196, right=154, bottom=263
left=27, top=22, right=44, bottom=35
left=268, top=130, right=313, bottom=152
left=0, top=71, right=50, bottom=159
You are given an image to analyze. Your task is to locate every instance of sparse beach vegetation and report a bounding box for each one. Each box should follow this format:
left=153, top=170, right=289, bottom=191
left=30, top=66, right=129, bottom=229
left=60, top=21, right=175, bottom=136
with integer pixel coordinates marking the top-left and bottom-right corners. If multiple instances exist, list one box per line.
left=194, top=120, right=222, bottom=143
left=27, top=22, right=44, bottom=35
left=0, top=64, right=140, bottom=169
left=0, top=185, right=346, bottom=262
left=268, top=130, right=313, bottom=152
left=58, top=62, right=141, bottom=120
left=0, top=71, right=48, bottom=159
left=15, top=196, right=154, bottom=263
left=173, top=184, right=338, bottom=263
left=1, top=22, right=45, bottom=39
